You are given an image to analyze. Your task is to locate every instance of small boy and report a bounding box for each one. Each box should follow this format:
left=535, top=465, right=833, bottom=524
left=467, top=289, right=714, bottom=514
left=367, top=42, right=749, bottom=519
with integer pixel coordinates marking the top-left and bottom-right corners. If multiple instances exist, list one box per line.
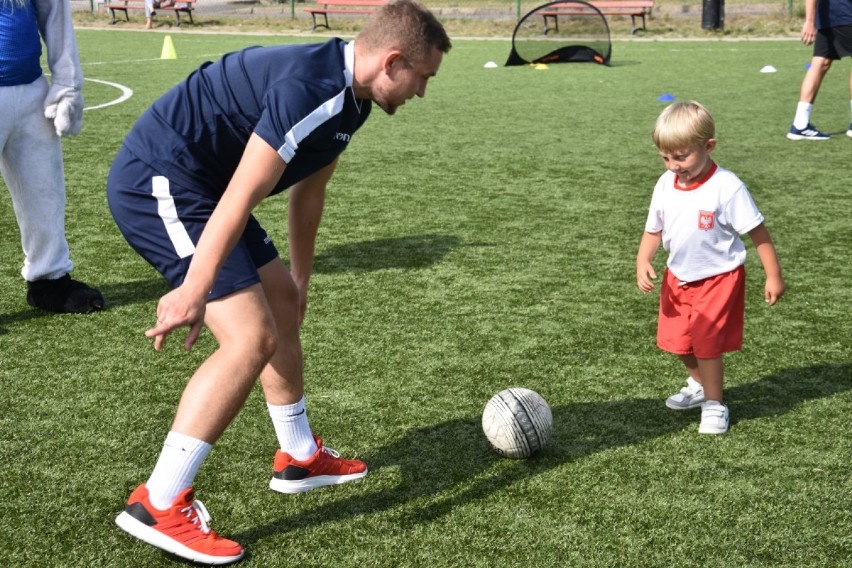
left=636, top=101, right=785, bottom=434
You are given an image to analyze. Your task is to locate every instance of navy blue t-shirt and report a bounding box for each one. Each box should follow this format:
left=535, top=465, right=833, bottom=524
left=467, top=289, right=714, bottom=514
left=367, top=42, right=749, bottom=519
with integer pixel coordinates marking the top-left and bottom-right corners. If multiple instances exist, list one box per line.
left=817, top=0, right=852, bottom=29
left=123, top=38, right=371, bottom=198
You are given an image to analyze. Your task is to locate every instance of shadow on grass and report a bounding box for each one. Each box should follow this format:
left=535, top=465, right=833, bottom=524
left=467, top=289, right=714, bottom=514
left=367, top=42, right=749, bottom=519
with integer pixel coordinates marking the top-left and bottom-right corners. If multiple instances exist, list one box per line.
left=96, top=277, right=170, bottom=307
left=237, top=362, right=851, bottom=544
left=607, top=59, right=644, bottom=67
left=0, top=277, right=166, bottom=333
left=313, top=234, right=462, bottom=273
left=0, top=234, right=455, bottom=333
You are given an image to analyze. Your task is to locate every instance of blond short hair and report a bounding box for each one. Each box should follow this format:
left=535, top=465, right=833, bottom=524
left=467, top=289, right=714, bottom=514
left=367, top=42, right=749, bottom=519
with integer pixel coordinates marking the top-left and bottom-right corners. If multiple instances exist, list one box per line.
left=652, top=101, right=716, bottom=152
left=356, top=0, right=452, bottom=63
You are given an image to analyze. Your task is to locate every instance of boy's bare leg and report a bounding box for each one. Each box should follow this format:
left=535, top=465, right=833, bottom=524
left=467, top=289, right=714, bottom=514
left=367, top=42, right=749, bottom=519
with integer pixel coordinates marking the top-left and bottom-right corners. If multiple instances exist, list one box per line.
left=679, top=353, right=724, bottom=402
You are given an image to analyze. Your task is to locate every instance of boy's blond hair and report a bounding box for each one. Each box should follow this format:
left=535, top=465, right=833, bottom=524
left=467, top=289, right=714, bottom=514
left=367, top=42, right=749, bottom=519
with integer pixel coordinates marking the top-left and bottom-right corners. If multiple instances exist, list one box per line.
left=356, top=0, right=452, bottom=63
left=652, top=101, right=716, bottom=152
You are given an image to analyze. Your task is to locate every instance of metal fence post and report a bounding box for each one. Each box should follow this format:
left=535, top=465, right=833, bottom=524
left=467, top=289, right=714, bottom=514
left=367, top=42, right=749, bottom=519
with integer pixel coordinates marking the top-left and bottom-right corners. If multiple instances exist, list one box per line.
left=702, top=0, right=724, bottom=29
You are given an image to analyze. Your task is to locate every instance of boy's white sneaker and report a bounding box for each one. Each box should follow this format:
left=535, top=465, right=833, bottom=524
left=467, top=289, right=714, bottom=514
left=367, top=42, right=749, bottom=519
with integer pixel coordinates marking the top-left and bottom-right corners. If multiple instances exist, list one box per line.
left=699, top=401, right=729, bottom=435
left=665, top=377, right=705, bottom=410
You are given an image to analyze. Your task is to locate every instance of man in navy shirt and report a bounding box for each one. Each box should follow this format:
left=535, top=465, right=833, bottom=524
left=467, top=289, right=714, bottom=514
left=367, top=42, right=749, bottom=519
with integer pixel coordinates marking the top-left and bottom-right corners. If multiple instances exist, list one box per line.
left=108, top=1, right=450, bottom=563
left=787, top=0, right=852, bottom=139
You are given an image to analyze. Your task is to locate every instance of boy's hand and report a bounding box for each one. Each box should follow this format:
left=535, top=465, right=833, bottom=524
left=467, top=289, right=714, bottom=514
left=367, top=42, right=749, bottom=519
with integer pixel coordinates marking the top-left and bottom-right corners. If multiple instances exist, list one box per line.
left=764, top=275, right=786, bottom=306
left=636, top=262, right=657, bottom=293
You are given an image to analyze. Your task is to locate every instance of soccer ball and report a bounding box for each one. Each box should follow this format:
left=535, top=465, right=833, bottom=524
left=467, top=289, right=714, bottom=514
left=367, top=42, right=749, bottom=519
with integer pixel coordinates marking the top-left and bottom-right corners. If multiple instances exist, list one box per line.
left=482, top=387, right=552, bottom=459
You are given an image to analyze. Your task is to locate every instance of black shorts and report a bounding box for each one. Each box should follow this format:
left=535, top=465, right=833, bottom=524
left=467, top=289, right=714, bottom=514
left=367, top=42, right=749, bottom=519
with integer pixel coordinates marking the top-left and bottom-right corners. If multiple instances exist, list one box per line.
left=814, top=24, right=852, bottom=59
left=107, top=145, right=280, bottom=301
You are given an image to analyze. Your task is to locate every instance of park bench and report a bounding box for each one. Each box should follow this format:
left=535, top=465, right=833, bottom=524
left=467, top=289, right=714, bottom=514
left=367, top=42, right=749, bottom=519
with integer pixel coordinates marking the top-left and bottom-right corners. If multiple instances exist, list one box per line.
left=103, top=0, right=196, bottom=26
left=305, top=0, right=386, bottom=31
left=541, top=0, right=655, bottom=35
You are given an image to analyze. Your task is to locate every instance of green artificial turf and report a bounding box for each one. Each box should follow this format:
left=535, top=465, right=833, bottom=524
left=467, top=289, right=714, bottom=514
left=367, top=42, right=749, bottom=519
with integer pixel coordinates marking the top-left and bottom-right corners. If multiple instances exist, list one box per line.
left=0, top=30, right=849, bottom=567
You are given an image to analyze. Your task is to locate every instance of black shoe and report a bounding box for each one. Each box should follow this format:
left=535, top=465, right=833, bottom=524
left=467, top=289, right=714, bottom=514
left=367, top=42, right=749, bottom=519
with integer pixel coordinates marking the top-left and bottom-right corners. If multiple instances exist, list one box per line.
left=26, top=275, right=104, bottom=314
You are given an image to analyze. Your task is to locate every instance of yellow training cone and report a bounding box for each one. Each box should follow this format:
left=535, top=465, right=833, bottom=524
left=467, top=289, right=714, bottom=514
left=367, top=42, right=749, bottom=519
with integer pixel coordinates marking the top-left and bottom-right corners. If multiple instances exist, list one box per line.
left=161, top=35, right=177, bottom=60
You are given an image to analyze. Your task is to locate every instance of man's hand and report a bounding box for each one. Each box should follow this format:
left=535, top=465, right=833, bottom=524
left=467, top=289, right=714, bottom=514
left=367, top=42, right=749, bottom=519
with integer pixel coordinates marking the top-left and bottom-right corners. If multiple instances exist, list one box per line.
left=801, top=20, right=817, bottom=45
left=145, top=287, right=207, bottom=351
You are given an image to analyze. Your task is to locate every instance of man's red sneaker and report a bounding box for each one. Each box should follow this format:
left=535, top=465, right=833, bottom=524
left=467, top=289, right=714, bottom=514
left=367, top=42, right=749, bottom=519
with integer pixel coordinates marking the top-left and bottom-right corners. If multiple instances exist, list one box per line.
left=115, top=485, right=244, bottom=565
left=269, top=436, right=368, bottom=494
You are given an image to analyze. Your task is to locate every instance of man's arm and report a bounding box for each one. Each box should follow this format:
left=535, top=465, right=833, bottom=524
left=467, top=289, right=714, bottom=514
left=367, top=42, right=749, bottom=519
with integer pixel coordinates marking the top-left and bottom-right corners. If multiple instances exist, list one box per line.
left=802, top=0, right=818, bottom=44
left=147, top=133, right=286, bottom=349
left=287, top=158, right=339, bottom=322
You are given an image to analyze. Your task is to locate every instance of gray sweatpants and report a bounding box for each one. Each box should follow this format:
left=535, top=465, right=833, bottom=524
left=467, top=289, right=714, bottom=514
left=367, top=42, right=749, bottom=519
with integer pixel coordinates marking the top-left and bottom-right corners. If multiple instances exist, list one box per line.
left=0, top=75, right=74, bottom=282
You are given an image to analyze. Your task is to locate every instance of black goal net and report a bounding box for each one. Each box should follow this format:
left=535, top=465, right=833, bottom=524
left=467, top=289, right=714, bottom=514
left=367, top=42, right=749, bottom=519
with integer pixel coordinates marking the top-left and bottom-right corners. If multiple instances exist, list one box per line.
left=506, top=0, right=611, bottom=66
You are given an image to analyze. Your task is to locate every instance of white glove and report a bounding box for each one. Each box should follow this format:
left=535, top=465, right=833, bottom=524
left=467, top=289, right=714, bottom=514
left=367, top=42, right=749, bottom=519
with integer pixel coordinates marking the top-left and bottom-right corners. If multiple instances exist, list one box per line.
left=44, top=84, right=84, bottom=137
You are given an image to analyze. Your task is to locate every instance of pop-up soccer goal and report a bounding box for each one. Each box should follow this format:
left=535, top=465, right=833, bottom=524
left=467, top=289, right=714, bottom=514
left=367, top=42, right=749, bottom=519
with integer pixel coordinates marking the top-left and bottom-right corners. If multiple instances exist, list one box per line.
left=505, top=1, right=611, bottom=66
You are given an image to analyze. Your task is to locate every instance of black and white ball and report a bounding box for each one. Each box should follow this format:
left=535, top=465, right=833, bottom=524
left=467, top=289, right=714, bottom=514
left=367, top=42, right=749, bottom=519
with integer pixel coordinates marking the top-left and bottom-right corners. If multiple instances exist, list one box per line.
left=482, top=387, right=552, bottom=459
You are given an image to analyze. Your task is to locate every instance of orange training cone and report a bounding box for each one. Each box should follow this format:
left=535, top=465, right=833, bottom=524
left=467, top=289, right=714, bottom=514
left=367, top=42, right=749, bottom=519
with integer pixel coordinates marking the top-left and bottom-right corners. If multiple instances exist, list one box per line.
left=161, top=35, right=177, bottom=60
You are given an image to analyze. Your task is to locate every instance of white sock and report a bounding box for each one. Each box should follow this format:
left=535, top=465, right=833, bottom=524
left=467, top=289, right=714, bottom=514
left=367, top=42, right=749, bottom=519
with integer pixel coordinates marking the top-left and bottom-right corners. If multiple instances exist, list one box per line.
left=793, top=101, right=813, bottom=130
left=267, top=397, right=317, bottom=460
left=849, top=100, right=852, bottom=125
left=145, top=431, right=212, bottom=510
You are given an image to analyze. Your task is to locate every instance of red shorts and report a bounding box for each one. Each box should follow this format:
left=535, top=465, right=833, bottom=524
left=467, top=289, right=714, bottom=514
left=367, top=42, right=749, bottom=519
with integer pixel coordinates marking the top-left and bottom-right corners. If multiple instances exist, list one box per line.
left=657, top=266, right=745, bottom=358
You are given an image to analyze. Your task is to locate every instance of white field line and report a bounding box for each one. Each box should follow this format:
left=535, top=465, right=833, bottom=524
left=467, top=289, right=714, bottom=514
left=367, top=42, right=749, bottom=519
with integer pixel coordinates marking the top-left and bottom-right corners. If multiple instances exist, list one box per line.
left=83, top=77, right=133, bottom=110
left=80, top=52, right=223, bottom=110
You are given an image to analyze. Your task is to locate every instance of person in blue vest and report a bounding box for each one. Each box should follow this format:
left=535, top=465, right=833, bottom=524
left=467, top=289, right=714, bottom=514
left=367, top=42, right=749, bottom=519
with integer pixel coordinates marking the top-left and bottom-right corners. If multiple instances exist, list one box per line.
left=107, top=1, right=450, bottom=563
left=0, top=0, right=103, bottom=313
left=787, top=0, right=852, bottom=139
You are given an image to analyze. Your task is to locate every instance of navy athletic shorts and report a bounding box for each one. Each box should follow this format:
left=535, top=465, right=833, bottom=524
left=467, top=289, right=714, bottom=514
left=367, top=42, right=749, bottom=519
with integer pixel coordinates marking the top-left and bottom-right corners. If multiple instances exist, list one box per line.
left=814, top=24, right=852, bottom=59
left=106, top=145, right=279, bottom=301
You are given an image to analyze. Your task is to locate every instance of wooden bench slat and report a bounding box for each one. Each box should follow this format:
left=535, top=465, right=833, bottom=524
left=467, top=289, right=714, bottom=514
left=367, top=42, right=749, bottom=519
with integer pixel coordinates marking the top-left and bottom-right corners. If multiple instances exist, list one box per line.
left=540, top=0, right=654, bottom=35
left=103, top=0, right=196, bottom=26
left=304, top=0, right=386, bottom=31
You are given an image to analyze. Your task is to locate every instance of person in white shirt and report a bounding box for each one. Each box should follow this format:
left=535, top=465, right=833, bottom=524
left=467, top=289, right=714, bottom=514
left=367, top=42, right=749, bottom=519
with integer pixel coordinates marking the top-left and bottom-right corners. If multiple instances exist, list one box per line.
left=636, top=101, right=785, bottom=435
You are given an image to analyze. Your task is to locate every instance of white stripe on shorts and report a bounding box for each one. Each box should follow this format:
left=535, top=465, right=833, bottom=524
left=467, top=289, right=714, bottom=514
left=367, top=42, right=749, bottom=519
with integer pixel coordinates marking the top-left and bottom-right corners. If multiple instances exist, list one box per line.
left=151, top=176, right=196, bottom=259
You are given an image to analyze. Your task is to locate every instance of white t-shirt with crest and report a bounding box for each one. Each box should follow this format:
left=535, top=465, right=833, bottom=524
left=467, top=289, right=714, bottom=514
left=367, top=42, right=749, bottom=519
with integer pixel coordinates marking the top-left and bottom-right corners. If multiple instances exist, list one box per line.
left=644, top=163, right=764, bottom=283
